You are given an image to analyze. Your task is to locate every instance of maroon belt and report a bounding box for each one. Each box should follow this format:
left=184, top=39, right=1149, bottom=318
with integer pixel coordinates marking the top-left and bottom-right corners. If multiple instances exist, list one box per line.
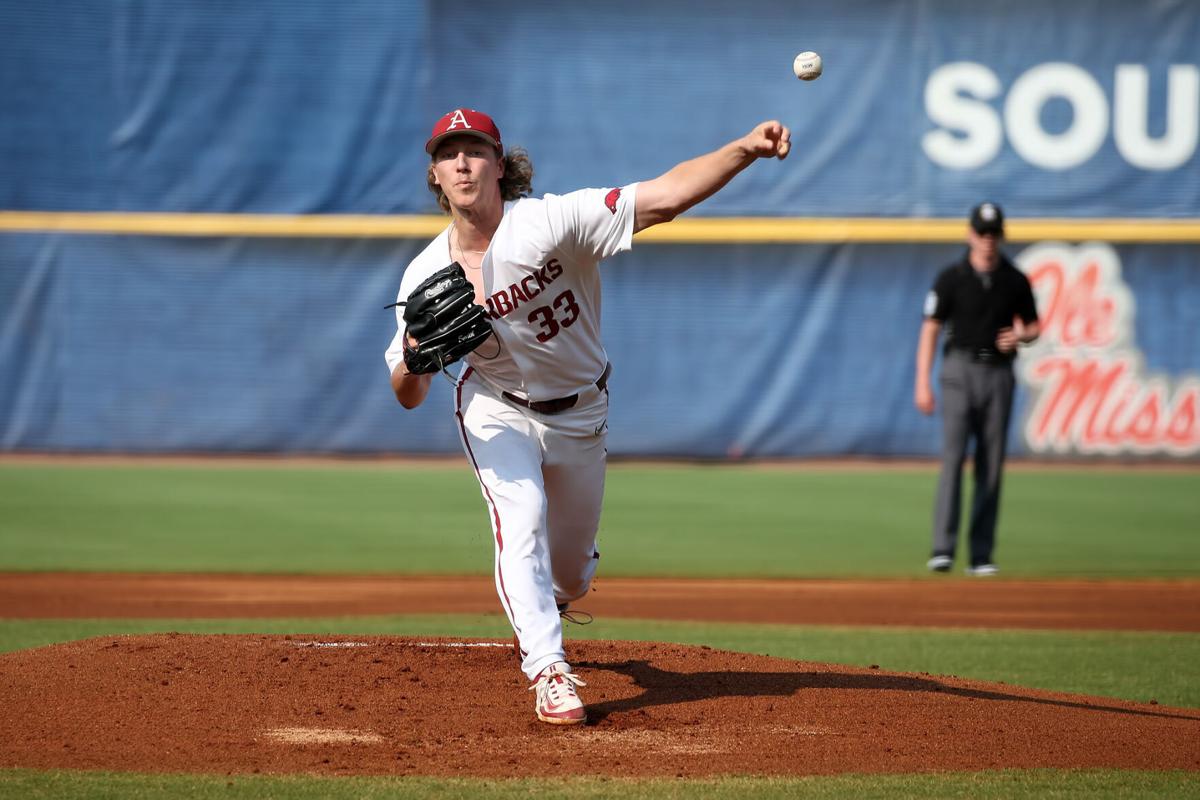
left=503, top=363, right=611, bottom=415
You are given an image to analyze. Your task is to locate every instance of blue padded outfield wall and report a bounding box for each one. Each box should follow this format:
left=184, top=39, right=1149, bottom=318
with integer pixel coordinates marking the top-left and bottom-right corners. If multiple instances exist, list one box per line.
left=3, top=235, right=1197, bottom=458
left=2, top=1, right=1198, bottom=459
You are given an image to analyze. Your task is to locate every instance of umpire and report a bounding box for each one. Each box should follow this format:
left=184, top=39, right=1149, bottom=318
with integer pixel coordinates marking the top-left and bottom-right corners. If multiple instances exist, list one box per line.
left=914, top=202, right=1040, bottom=576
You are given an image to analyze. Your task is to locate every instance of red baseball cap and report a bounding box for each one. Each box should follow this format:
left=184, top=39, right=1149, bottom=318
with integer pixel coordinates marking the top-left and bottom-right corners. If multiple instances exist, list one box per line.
left=425, top=108, right=503, bottom=155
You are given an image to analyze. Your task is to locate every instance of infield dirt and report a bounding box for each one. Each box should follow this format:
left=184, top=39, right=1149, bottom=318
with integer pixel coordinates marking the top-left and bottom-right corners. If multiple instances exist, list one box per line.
left=4, top=573, right=1200, bottom=631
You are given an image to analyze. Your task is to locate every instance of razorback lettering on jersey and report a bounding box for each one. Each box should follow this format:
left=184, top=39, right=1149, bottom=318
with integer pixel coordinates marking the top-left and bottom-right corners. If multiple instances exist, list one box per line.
left=484, top=258, right=564, bottom=318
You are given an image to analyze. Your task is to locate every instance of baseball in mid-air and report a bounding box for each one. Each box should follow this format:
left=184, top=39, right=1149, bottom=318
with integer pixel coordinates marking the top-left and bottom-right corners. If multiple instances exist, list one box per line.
left=793, top=51, right=823, bottom=81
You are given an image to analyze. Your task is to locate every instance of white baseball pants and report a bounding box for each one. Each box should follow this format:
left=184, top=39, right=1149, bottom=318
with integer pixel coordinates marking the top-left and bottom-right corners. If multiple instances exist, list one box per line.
left=454, top=367, right=608, bottom=680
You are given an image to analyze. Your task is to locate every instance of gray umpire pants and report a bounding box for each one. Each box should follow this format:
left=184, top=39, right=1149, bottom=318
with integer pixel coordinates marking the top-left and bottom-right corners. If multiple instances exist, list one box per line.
left=931, top=349, right=1016, bottom=566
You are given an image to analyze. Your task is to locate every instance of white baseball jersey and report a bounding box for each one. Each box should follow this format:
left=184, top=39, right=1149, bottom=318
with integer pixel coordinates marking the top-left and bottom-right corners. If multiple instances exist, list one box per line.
left=385, top=184, right=638, bottom=399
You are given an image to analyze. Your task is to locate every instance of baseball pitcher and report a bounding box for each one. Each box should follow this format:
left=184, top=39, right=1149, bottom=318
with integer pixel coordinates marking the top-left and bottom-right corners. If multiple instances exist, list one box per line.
left=385, top=108, right=791, bottom=724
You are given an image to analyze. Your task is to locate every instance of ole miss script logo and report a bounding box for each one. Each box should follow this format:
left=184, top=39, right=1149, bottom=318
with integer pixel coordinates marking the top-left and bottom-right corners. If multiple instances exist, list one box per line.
left=1015, top=242, right=1199, bottom=456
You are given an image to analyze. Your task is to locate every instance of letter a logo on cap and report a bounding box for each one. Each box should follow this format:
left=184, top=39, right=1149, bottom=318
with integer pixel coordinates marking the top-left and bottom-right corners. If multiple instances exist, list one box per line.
left=426, top=108, right=502, bottom=155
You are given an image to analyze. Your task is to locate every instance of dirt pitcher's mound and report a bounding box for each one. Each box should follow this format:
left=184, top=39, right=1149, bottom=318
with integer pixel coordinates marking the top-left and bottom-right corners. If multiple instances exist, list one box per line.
left=1, top=635, right=1197, bottom=778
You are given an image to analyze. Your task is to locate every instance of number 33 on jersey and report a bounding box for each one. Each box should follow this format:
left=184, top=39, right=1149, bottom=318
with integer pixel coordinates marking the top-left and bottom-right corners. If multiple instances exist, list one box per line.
left=484, top=256, right=577, bottom=343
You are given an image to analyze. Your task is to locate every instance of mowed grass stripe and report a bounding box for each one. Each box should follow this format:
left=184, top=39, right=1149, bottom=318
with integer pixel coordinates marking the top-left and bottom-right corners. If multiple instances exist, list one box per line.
left=1, top=615, right=1196, bottom=707
left=1, top=462, right=1196, bottom=577
left=1, top=767, right=1197, bottom=800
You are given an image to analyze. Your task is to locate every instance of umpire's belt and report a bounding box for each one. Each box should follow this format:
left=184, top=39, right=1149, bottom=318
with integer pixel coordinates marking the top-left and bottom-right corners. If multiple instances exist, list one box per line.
left=503, top=363, right=611, bottom=415
left=948, top=345, right=1012, bottom=366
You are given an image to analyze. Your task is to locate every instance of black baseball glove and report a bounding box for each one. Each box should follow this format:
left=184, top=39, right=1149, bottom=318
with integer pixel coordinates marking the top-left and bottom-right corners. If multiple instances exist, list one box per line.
left=387, top=262, right=494, bottom=375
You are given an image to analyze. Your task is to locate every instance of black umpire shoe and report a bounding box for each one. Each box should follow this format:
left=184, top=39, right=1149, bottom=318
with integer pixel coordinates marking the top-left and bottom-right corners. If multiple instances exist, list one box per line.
left=926, top=555, right=953, bottom=573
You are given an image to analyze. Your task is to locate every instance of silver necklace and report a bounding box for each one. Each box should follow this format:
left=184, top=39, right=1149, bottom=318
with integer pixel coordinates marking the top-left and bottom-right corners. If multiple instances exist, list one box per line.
left=452, top=224, right=487, bottom=270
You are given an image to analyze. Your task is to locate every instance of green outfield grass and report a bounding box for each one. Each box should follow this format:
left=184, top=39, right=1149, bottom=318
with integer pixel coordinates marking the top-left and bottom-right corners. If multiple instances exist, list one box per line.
left=1, top=461, right=1196, bottom=576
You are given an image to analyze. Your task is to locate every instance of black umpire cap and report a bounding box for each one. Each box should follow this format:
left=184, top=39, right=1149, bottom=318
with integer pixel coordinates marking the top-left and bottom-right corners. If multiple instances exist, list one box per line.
left=969, top=202, right=1005, bottom=236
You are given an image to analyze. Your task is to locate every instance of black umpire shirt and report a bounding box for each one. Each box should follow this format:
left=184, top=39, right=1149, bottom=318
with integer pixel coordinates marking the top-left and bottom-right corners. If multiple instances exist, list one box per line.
left=925, top=252, right=1039, bottom=361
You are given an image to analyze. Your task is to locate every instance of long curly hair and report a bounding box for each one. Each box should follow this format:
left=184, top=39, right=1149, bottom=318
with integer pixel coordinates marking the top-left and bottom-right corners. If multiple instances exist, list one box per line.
left=426, top=148, right=534, bottom=215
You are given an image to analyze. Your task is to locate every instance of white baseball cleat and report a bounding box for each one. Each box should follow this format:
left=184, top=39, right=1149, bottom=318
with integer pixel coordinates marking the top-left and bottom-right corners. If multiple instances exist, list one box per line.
left=966, top=563, right=999, bottom=576
left=530, top=662, right=587, bottom=725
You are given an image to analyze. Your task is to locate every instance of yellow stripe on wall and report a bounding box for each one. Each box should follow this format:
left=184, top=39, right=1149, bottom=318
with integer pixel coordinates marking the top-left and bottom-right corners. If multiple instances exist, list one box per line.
left=2, top=211, right=1200, bottom=243
left=639, top=217, right=1200, bottom=244
left=0, top=212, right=447, bottom=239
